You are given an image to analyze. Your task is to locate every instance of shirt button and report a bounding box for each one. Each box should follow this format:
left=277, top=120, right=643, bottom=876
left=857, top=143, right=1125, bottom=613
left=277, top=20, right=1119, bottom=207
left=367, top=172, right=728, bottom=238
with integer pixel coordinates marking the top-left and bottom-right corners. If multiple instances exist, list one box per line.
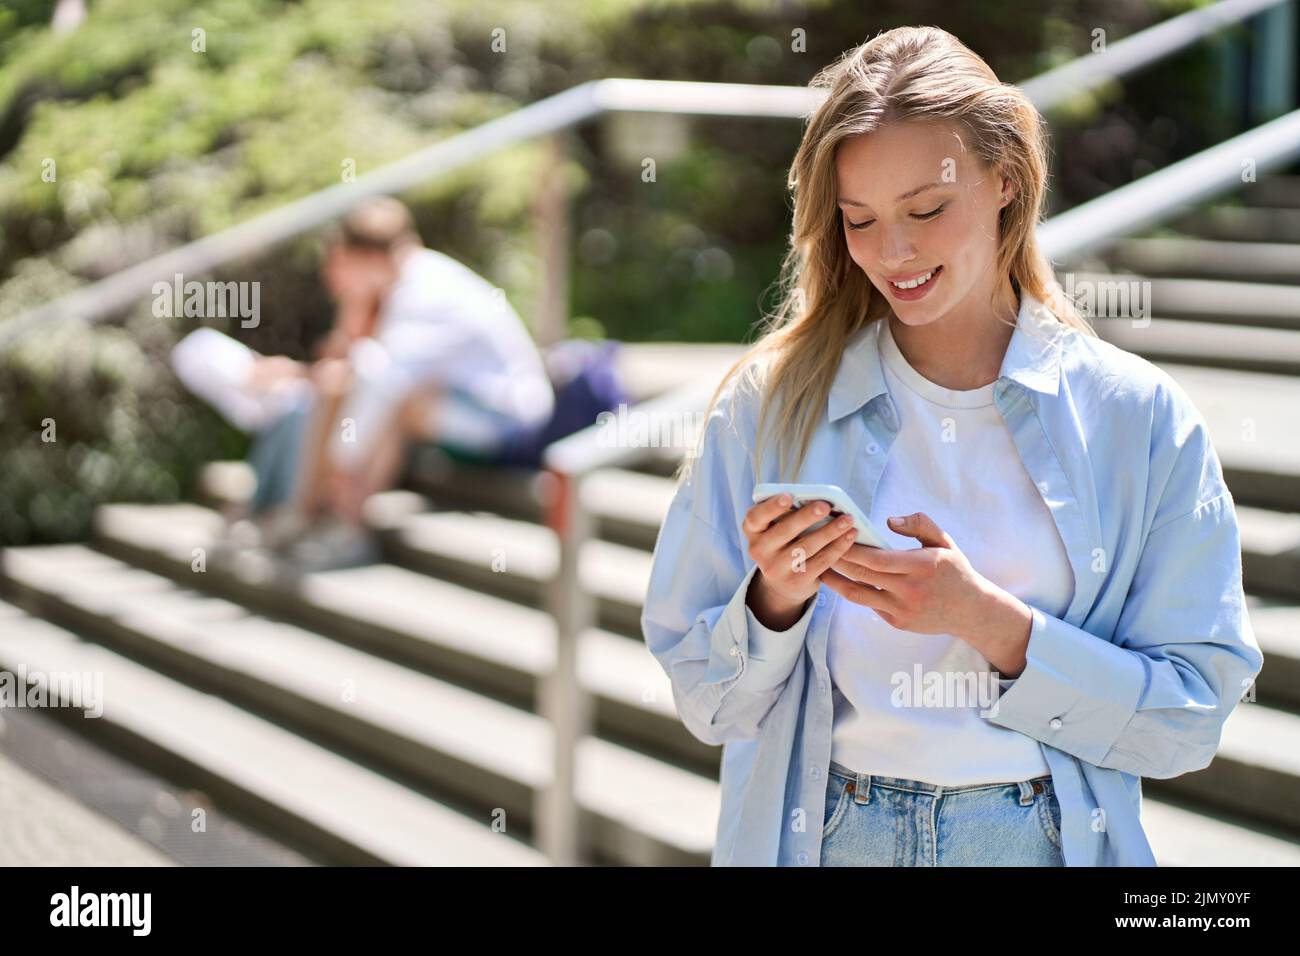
left=819, top=681, right=828, bottom=694
left=1049, top=717, right=1063, bottom=730
left=866, top=442, right=881, bottom=455
left=797, top=851, right=809, bottom=865
left=810, top=765, right=820, bottom=779
left=817, top=594, right=826, bottom=607
left=729, top=646, right=738, bottom=656
left=1038, top=481, right=1050, bottom=496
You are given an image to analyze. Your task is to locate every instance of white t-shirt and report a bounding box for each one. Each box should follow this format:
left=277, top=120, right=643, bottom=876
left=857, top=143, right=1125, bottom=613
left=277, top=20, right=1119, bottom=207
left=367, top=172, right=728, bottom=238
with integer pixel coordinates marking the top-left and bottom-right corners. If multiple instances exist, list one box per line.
left=827, top=317, right=1074, bottom=785
left=374, top=247, right=554, bottom=426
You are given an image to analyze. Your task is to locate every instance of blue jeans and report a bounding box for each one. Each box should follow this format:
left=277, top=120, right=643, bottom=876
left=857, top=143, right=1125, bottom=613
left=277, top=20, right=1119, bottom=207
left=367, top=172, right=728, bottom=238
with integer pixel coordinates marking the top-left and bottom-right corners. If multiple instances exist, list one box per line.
left=245, top=386, right=512, bottom=515
left=247, top=390, right=314, bottom=515
left=820, top=758, right=1064, bottom=866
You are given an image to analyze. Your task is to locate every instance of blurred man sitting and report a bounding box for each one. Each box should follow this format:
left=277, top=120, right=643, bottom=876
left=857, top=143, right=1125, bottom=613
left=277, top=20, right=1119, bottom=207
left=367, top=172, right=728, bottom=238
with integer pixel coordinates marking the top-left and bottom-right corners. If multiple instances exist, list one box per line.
left=172, top=196, right=555, bottom=570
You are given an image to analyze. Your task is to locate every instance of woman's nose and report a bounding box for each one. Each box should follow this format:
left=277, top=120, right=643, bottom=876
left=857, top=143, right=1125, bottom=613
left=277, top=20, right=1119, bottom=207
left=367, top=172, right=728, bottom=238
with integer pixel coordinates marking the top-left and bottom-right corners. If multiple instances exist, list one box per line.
left=878, top=225, right=917, bottom=268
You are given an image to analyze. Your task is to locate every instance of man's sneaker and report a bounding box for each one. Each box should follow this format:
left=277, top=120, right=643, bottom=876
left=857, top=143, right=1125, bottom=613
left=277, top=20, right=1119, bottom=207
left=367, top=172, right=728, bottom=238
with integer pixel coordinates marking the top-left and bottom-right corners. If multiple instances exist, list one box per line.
left=283, top=519, right=379, bottom=572
left=207, top=517, right=264, bottom=568
left=255, top=508, right=311, bottom=552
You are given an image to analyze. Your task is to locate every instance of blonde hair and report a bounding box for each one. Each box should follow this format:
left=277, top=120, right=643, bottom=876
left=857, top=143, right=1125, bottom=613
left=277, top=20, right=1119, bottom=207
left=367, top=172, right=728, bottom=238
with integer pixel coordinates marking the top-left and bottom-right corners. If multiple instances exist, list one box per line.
left=676, top=25, right=1095, bottom=487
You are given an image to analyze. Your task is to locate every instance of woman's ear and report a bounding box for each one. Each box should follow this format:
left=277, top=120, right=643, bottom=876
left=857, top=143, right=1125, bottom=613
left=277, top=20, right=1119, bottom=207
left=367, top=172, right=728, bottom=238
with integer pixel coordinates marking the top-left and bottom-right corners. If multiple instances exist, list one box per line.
left=1000, top=174, right=1017, bottom=208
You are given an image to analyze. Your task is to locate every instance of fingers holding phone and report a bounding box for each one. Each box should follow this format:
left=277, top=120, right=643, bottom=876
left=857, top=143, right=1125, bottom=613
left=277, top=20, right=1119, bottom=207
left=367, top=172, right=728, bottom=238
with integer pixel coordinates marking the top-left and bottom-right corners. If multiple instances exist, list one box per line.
left=742, top=493, right=858, bottom=625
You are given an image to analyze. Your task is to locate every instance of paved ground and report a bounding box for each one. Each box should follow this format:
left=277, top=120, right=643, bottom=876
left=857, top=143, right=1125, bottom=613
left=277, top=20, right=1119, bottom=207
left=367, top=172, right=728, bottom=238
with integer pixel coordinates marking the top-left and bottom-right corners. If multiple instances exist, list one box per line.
left=0, top=742, right=173, bottom=866
left=0, top=707, right=313, bottom=866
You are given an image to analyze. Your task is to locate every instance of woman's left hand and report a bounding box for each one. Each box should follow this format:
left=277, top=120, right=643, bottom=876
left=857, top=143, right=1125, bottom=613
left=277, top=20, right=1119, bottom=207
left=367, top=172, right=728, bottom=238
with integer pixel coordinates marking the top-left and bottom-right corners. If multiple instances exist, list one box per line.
left=820, top=511, right=1026, bottom=654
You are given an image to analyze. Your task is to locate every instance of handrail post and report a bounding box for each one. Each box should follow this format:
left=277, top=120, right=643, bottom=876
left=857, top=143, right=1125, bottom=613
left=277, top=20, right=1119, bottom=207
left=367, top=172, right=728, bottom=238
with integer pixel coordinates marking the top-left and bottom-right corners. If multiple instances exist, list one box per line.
left=533, top=132, right=573, bottom=349
left=538, top=466, right=595, bottom=865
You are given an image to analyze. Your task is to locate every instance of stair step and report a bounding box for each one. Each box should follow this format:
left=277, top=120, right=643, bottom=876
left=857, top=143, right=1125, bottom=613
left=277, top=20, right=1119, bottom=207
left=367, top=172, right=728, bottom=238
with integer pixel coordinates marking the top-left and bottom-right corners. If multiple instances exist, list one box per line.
left=1160, top=364, right=1300, bottom=512
left=0, top=599, right=546, bottom=866
left=1149, top=700, right=1300, bottom=836
left=1095, top=317, right=1300, bottom=376
left=381, top=507, right=651, bottom=636
left=1171, top=204, right=1300, bottom=244
left=1105, top=237, right=1300, bottom=284
left=1062, top=273, right=1300, bottom=331
left=1245, top=595, right=1300, bottom=712
left=83, top=505, right=715, bottom=771
left=1239, top=175, right=1300, bottom=209
left=402, top=462, right=680, bottom=553
left=0, top=545, right=718, bottom=865
left=1238, top=506, right=1300, bottom=600
left=1141, top=797, right=1300, bottom=866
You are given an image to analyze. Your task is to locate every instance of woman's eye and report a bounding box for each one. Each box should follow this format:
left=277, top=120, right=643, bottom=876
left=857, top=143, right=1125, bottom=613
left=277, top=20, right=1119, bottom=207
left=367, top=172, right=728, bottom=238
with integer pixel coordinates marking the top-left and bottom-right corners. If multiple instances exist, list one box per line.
left=845, top=204, right=945, bottom=231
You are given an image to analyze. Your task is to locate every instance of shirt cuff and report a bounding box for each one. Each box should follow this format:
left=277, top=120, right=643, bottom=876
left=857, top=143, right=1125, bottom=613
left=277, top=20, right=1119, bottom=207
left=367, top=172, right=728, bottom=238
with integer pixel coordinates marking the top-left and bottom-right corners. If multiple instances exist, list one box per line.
left=982, top=606, right=1145, bottom=765
left=702, top=563, right=816, bottom=693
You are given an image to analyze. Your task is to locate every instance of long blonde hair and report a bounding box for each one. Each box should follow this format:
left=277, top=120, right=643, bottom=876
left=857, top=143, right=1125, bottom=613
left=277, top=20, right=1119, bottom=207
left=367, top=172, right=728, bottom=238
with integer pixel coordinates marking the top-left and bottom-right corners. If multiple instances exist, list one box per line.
left=676, top=25, right=1095, bottom=487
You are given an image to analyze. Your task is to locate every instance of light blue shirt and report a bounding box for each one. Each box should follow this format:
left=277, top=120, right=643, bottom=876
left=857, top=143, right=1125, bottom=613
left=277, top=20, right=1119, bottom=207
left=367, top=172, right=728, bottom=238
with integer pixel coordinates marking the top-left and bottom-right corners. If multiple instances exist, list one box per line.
left=640, top=291, right=1264, bottom=866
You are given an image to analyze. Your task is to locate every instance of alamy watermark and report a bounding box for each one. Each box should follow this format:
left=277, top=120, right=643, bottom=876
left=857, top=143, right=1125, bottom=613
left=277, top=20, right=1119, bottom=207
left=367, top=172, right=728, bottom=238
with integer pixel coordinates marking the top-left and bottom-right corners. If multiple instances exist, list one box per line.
left=595, top=402, right=707, bottom=456
left=1051, top=274, right=1151, bottom=328
left=50, top=886, right=150, bottom=936
left=152, top=273, right=260, bottom=327
left=0, top=666, right=103, bottom=718
left=890, top=664, right=1004, bottom=718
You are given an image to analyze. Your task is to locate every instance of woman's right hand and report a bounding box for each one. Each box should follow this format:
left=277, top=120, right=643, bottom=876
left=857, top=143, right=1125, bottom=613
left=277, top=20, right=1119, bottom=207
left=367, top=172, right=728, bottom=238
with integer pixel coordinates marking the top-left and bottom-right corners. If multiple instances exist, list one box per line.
left=743, top=494, right=859, bottom=629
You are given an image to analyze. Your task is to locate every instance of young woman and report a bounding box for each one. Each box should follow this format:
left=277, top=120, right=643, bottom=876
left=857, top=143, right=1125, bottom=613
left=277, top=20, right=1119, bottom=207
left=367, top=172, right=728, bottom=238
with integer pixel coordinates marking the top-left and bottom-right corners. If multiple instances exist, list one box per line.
left=640, top=25, right=1263, bottom=867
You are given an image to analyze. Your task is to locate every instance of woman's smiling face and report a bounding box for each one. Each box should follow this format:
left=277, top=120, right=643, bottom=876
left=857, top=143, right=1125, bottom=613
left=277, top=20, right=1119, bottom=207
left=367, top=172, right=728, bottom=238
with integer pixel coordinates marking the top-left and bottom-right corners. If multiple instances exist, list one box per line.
left=834, top=120, right=1013, bottom=327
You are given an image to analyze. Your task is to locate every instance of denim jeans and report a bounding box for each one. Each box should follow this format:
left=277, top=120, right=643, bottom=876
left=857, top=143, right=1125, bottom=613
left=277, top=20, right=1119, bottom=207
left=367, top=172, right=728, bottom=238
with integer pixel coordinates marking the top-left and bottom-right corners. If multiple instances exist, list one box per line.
left=820, top=758, right=1064, bottom=866
left=247, top=390, right=314, bottom=515
left=246, top=385, right=511, bottom=514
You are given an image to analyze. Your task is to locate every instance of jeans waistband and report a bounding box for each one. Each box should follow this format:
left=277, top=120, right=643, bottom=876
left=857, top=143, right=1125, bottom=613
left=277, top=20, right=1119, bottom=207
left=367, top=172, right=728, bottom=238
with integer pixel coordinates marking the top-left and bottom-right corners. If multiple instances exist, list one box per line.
left=827, top=758, right=1054, bottom=801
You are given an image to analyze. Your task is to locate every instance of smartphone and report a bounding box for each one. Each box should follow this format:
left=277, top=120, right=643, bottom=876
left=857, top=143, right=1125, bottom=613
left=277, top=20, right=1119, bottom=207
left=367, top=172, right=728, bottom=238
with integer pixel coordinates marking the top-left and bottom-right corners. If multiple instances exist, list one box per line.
left=752, top=482, right=894, bottom=550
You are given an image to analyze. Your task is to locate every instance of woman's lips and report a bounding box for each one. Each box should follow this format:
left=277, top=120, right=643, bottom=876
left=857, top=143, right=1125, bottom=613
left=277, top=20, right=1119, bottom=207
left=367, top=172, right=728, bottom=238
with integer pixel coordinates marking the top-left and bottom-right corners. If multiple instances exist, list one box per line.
left=886, top=265, right=942, bottom=301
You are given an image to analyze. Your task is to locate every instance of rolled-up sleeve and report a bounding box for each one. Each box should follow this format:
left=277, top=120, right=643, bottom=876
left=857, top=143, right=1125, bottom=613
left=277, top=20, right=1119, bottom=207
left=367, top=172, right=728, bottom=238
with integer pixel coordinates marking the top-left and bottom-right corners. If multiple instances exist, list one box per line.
left=983, top=393, right=1264, bottom=779
left=640, top=383, right=817, bottom=746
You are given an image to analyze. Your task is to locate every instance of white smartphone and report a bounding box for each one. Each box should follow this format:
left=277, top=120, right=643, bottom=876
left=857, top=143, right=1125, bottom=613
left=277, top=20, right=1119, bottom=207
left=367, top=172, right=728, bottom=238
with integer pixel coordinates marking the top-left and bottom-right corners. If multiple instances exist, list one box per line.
left=752, top=482, right=894, bottom=550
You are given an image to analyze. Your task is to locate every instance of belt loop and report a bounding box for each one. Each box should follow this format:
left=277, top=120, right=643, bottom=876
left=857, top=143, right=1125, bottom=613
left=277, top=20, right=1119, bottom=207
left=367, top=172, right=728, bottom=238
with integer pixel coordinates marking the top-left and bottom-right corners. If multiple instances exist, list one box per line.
left=1017, top=780, right=1034, bottom=806
left=855, top=772, right=872, bottom=804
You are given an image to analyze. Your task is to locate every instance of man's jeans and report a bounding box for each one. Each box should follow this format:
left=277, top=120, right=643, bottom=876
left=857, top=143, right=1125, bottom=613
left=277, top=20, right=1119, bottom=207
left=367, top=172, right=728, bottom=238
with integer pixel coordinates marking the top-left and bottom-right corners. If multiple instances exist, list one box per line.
left=247, top=390, right=314, bottom=515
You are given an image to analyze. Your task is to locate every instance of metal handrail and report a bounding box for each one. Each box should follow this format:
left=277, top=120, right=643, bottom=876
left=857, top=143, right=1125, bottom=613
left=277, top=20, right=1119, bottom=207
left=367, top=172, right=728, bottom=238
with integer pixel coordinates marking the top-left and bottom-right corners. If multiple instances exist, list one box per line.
left=1019, top=0, right=1288, bottom=106
left=1038, top=109, right=1300, bottom=261
left=1, top=0, right=1292, bottom=867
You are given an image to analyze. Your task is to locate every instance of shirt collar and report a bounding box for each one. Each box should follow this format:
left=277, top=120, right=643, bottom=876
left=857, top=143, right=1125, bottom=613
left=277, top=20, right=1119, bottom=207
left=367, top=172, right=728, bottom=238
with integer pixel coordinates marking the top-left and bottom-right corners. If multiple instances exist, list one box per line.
left=827, top=289, right=1066, bottom=423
